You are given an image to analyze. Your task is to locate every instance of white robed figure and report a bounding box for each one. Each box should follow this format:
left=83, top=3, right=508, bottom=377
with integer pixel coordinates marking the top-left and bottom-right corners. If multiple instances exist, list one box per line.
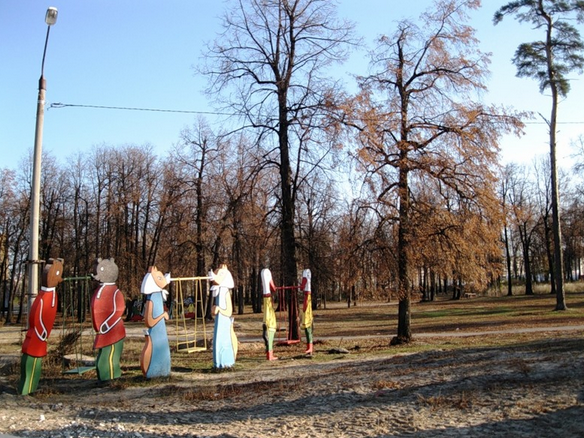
left=209, top=264, right=237, bottom=368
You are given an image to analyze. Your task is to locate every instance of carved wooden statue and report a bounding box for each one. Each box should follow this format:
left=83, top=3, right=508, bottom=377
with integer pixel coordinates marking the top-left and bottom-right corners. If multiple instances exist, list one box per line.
left=261, top=268, right=278, bottom=360
left=139, top=266, right=171, bottom=378
left=209, top=264, right=237, bottom=368
left=19, top=258, right=64, bottom=395
left=91, top=258, right=126, bottom=381
left=301, top=269, right=313, bottom=355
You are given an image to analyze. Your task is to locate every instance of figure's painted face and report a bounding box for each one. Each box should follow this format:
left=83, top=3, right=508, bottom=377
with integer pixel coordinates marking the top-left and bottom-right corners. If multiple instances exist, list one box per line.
left=301, top=269, right=311, bottom=292
left=42, top=258, right=64, bottom=288
left=261, top=268, right=275, bottom=296
left=92, top=258, right=119, bottom=283
left=150, top=266, right=169, bottom=289
left=212, top=264, right=234, bottom=289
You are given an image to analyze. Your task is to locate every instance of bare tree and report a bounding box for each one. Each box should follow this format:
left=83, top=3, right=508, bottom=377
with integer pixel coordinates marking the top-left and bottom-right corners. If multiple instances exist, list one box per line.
left=202, top=0, right=355, bottom=340
left=38, top=153, right=68, bottom=264
left=297, top=174, right=340, bottom=308
left=64, top=154, right=92, bottom=277
left=532, top=155, right=556, bottom=291
left=174, top=119, right=219, bottom=276
left=0, top=168, right=28, bottom=323
left=506, top=164, right=539, bottom=295
left=499, top=164, right=517, bottom=296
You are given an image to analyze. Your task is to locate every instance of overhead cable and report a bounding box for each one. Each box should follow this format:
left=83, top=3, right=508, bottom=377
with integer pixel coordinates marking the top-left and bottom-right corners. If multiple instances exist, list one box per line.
left=49, top=102, right=233, bottom=116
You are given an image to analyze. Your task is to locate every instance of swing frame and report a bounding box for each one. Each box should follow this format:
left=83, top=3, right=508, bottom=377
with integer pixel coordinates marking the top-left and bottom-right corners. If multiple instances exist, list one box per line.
left=275, top=285, right=301, bottom=346
left=173, top=276, right=211, bottom=353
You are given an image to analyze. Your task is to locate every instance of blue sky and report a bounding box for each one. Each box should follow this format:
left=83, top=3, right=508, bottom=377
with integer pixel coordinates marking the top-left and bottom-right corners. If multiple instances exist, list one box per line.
left=1, top=1, right=582, bottom=172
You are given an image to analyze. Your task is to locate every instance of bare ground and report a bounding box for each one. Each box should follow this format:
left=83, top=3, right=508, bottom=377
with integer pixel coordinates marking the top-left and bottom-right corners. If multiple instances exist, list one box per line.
left=1, top=332, right=583, bottom=437
left=1, top=295, right=584, bottom=437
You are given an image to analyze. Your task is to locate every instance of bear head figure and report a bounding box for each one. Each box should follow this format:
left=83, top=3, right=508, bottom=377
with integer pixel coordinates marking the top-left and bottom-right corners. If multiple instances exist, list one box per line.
left=42, top=258, right=64, bottom=288
left=92, top=258, right=119, bottom=284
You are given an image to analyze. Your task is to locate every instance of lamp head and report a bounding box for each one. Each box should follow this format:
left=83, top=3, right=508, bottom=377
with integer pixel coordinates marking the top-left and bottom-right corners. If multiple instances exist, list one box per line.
left=45, top=7, right=58, bottom=26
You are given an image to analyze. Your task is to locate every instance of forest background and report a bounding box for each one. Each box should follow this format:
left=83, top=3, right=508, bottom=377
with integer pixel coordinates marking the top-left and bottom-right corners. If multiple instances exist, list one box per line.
left=1, top=0, right=584, bottom=338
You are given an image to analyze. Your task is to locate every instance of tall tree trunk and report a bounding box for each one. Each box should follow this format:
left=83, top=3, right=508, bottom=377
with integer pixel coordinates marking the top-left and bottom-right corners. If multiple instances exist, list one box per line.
left=278, top=92, right=300, bottom=342
left=549, top=100, right=566, bottom=308
left=393, top=161, right=411, bottom=344
left=504, top=226, right=513, bottom=296
left=251, top=263, right=261, bottom=314
left=430, top=270, right=436, bottom=301
left=520, top=224, right=534, bottom=295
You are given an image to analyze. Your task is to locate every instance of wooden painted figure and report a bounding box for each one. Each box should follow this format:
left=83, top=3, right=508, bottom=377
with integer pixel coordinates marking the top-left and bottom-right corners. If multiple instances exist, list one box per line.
left=260, top=268, right=278, bottom=360
left=209, top=264, right=237, bottom=368
left=91, top=258, right=126, bottom=381
left=300, top=269, right=314, bottom=355
left=139, top=266, right=171, bottom=378
left=19, top=258, right=64, bottom=395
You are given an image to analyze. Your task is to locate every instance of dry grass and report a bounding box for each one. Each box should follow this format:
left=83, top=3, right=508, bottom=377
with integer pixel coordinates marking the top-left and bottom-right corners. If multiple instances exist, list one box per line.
left=2, top=288, right=584, bottom=389
left=417, top=391, right=475, bottom=411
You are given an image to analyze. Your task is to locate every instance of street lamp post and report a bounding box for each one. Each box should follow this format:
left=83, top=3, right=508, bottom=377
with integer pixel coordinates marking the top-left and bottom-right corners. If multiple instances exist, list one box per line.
left=28, top=7, right=58, bottom=317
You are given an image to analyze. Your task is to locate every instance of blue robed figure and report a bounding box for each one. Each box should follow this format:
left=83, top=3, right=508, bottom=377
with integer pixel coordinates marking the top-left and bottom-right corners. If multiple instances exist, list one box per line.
left=140, top=266, right=171, bottom=378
